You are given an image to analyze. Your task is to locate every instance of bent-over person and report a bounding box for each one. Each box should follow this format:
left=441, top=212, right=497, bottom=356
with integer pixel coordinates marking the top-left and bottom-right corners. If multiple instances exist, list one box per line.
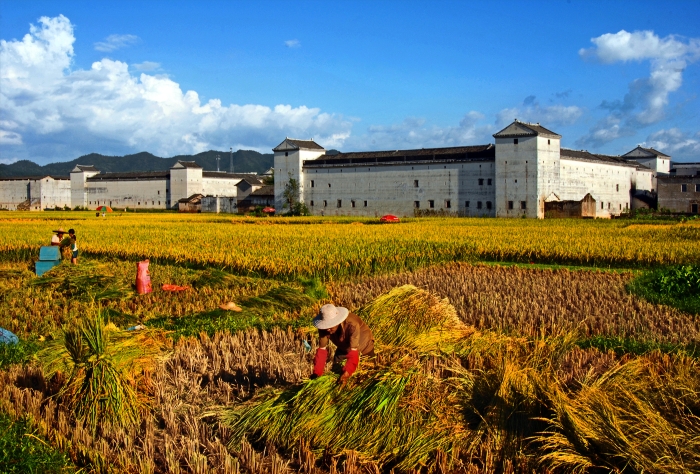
left=312, top=304, right=374, bottom=384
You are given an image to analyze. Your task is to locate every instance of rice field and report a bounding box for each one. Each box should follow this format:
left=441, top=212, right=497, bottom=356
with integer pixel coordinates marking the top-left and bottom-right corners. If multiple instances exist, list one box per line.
left=0, top=212, right=698, bottom=473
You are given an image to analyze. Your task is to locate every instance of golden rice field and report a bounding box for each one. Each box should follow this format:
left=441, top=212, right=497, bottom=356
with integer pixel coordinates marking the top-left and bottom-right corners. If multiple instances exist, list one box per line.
left=0, top=212, right=699, bottom=278
left=0, top=212, right=699, bottom=474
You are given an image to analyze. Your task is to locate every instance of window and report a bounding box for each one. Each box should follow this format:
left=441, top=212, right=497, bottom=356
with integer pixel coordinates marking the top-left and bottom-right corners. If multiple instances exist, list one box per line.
left=285, top=152, right=288, bottom=157
left=547, top=139, right=550, bottom=145
left=414, top=201, right=420, bottom=209
left=619, top=204, right=622, bottom=210
left=323, top=200, right=327, bottom=207
left=364, top=201, right=368, bottom=207
left=328, top=183, right=331, bottom=188
left=351, top=200, right=356, bottom=208
left=487, top=179, right=492, bottom=186
left=520, top=201, right=527, bottom=210
left=337, top=200, right=342, bottom=208
left=465, top=201, right=470, bottom=208
left=514, top=138, right=518, bottom=145
left=414, top=180, right=419, bottom=187
left=616, top=184, right=619, bottom=192
left=138, top=202, right=141, bottom=205
left=445, top=200, right=451, bottom=209
left=508, top=201, right=514, bottom=210
left=310, top=200, right=314, bottom=206
left=692, top=203, right=698, bottom=214
left=158, top=201, right=160, bottom=205
left=681, top=184, right=688, bottom=192
left=428, top=200, right=435, bottom=209
left=601, top=202, right=604, bottom=210
left=311, top=180, right=315, bottom=188
left=477, top=201, right=483, bottom=209
left=158, top=190, right=160, bottom=195
left=486, top=201, right=492, bottom=210
left=478, top=178, right=484, bottom=186
left=608, top=202, right=611, bottom=209
left=515, top=179, right=518, bottom=183
left=696, top=184, right=700, bottom=192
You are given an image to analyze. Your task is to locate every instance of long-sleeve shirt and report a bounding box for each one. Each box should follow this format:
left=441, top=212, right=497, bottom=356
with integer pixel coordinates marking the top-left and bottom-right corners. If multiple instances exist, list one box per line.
left=318, top=312, right=374, bottom=356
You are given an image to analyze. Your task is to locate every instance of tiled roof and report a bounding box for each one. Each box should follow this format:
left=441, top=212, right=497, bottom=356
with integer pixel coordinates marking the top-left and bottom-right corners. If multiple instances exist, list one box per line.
left=561, top=149, right=642, bottom=168
left=493, top=120, right=561, bottom=138
left=74, top=165, right=99, bottom=172
left=173, top=160, right=202, bottom=169
left=0, top=175, right=69, bottom=181
left=237, top=176, right=263, bottom=186
left=250, top=185, right=274, bottom=196
left=87, top=171, right=169, bottom=181
left=641, top=147, right=670, bottom=158
left=306, top=144, right=495, bottom=167
left=273, top=138, right=325, bottom=151
left=203, top=171, right=259, bottom=179
left=178, top=193, right=204, bottom=203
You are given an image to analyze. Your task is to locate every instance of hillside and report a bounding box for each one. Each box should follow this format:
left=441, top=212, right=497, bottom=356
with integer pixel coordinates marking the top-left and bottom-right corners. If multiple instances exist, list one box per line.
left=0, top=149, right=274, bottom=178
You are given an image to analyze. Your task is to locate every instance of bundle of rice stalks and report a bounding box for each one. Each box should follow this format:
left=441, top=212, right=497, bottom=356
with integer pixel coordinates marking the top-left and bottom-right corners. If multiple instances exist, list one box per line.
left=534, top=354, right=700, bottom=473
left=242, top=285, right=315, bottom=314
left=30, top=261, right=132, bottom=301
left=192, top=268, right=235, bottom=289
left=357, top=285, right=474, bottom=352
left=223, top=355, right=466, bottom=471
left=37, top=310, right=167, bottom=432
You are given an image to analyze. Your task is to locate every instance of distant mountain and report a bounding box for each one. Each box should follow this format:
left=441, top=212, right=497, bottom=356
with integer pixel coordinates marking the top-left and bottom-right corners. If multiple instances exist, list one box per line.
left=0, top=149, right=274, bottom=178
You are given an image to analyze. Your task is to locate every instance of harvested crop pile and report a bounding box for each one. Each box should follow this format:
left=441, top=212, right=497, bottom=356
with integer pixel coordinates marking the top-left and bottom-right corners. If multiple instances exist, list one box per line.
left=222, top=285, right=700, bottom=473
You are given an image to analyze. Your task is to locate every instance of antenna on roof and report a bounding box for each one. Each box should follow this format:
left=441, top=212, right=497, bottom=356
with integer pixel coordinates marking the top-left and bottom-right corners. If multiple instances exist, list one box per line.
left=230, top=147, right=233, bottom=174
left=216, top=154, right=220, bottom=172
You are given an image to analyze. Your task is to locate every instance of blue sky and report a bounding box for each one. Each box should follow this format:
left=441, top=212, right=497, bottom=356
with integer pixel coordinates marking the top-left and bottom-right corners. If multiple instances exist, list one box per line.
left=1, top=0, right=699, bottom=165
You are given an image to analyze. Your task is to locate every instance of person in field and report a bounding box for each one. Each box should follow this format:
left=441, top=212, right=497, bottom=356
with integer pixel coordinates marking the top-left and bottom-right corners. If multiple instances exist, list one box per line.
left=68, top=228, right=78, bottom=265
left=50, top=228, right=66, bottom=246
left=311, top=303, right=374, bottom=384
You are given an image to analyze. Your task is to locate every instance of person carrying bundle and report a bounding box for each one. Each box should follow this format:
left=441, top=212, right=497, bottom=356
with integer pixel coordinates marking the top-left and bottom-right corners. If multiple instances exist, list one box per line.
left=311, top=303, right=374, bottom=384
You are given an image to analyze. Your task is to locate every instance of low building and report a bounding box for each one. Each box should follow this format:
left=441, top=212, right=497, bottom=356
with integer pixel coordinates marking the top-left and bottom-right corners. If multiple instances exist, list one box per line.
left=657, top=175, right=700, bottom=214
left=0, top=175, right=71, bottom=211
left=238, top=185, right=274, bottom=213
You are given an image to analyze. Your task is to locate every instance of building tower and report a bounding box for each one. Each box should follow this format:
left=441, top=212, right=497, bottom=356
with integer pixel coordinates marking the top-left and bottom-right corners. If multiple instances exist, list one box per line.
left=273, top=138, right=326, bottom=212
left=170, top=161, right=203, bottom=207
left=493, top=120, right=561, bottom=218
left=70, top=165, right=100, bottom=209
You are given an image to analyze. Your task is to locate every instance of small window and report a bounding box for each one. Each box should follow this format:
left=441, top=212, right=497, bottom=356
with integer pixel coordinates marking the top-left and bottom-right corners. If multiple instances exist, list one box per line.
left=696, top=184, right=700, bottom=192
left=323, top=200, right=327, bottom=207
left=158, top=190, right=160, bottom=195
left=487, top=179, right=492, bottom=185
left=619, top=204, right=622, bottom=210
left=608, top=202, right=611, bottom=209
left=445, top=200, right=451, bottom=209
left=477, top=201, right=483, bottom=209
left=414, top=180, right=419, bottom=187
left=478, top=178, right=484, bottom=186
left=311, top=180, right=315, bottom=188
left=285, top=152, right=288, bottom=156
left=158, top=201, right=160, bottom=205
left=601, top=202, right=604, bottom=210
left=547, top=139, right=550, bottom=145
left=520, top=201, right=527, bottom=210
left=138, top=202, right=141, bottom=205
left=166, top=189, right=169, bottom=193
left=681, top=184, right=688, bottom=192
left=514, top=138, right=518, bottom=145
left=351, top=200, right=356, bottom=208
left=508, top=201, right=514, bottom=210
left=310, top=200, right=314, bottom=206
left=692, top=203, right=698, bottom=214
left=465, top=201, right=470, bottom=208
left=486, top=201, right=492, bottom=210
left=515, top=179, right=518, bottom=183
left=616, top=184, right=619, bottom=192
left=337, top=199, right=342, bottom=208
left=414, top=201, right=420, bottom=209
left=328, top=183, right=331, bottom=188
left=428, top=200, right=435, bottom=209
left=364, top=201, right=368, bottom=207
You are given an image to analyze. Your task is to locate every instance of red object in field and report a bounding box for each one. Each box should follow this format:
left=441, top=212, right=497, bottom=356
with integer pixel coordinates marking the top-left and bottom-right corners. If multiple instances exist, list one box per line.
left=161, top=284, right=190, bottom=292
left=380, top=214, right=400, bottom=223
left=262, top=206, right=275, bottom=213
left=135, top=260, right=152, bottom=294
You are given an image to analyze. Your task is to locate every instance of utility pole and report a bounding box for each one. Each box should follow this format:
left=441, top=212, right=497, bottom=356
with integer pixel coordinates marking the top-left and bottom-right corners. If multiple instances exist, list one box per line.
left=230, top=147, right=233, bottom=174
left=216, top=154, right=220, bottom=172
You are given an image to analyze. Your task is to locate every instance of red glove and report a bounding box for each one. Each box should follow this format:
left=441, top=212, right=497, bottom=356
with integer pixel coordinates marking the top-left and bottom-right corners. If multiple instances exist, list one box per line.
left=313, top=348, right=327, bottom=377
left=343, top=349, right=360, bottom=377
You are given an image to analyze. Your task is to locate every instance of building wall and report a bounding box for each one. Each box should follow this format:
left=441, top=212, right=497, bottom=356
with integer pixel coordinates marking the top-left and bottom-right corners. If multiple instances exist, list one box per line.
left=0, top=180, right=30, bottom=210
left=36, top=178, right=71, bottom=210
left=274, top=148, right=325, bottom=211
left=559, top=160, right=638, bottom=217
left=170, top=167, right=203, bottom=204
left=303, top=161, right=496, bottom=217
left=202, top=177, right=241, bottom=197
left=201, top=196, right=238, bottom=214
left=85, top=179, right=169, bottom=209
left=658, top=177, right=700, bottom=213
left=70, top=170, right=99, bottom=208
left=495, top=135, right=543, bottom=218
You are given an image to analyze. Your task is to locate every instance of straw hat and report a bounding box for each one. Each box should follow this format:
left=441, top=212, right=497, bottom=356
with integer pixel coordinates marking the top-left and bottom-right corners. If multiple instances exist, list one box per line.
left=219, top=301, right=242, bottom=312
left=313, top=304, right=349, bottom=330
left=52, top=228, right=66, bottom=234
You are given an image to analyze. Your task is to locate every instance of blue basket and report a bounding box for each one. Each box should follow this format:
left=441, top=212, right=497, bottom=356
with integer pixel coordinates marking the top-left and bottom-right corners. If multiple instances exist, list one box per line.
left=38, top=246, right=61, bottom=261
left=36, top=260, right=60, bottom=277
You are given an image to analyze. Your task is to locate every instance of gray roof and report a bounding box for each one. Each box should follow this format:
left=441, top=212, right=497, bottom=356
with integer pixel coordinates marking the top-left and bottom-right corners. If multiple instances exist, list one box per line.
left=172, top=160, right=202, bottom=169
left=87, top=171, right=168, bottom=181
left=178, top=193, right=204, bottom=203
left=273, top=138, right=325, bottom=151
left=560, top=149, right=646, bottom=169
left=73, top=165, right=99, bottom=172
left=623, top=146, right=671, bottom=159
left=237, top=176, right=263, bottom=186
left=306, top=144, right=495, bottom=167
left=0, top=175, right=69, bottom=181
left=250, top=185, right=274, bottom=196
left=493, top=120, right=561, bottom=139
left=203, top=171, right=258, bottom=179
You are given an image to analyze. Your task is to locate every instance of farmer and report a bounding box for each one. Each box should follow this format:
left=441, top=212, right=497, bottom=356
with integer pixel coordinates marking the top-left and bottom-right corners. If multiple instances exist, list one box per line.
left=68, top=228, right=78, bottom=265
left=311, top=304, right=374, bottom=384
left=50, top=228, right=66, bottom=246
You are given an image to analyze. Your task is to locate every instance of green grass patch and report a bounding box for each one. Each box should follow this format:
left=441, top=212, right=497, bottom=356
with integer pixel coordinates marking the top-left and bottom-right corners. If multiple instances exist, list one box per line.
left=0, top=413, right=74, bottom=473
left=577, top=335, right=700, bottom=358
left=627, top=264, right=700, bottom=315
left=0, top=340, right=40, bottom=370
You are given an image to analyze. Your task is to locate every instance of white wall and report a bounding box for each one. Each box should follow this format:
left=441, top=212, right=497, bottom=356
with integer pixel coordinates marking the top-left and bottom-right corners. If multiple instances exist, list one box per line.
left=0, top=180, right=30, bottom=210
left=274, top=147, right=325, bottom=211
left=559, top=160, right=636, bottom=217
left=37, top=178, right=71, bottom=210
left=170, top=167, right=203, bottom=204
left=202, top=177, right=241, bottom=197
left=495, top=136, right=541, bottom=218
left=86, top=179, right=169, bottom=209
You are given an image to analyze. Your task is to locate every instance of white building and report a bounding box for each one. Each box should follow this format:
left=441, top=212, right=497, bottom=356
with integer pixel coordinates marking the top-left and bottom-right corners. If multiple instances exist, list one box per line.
left=0, top=160, right=256, bottom=211
left=274, top=120, right=657, bottom=218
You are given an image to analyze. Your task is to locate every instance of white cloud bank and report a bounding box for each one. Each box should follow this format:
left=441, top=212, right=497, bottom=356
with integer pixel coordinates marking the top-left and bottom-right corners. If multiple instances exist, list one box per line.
left=0, top=15, right=352, bottom=163
left=578, top=30, right=700, bottom=148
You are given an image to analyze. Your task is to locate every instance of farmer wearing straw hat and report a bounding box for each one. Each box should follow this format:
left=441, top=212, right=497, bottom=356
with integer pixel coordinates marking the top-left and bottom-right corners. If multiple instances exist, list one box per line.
left=312, top=304, right=374, bottom=384
left=51, top=228, right=66, bottom=246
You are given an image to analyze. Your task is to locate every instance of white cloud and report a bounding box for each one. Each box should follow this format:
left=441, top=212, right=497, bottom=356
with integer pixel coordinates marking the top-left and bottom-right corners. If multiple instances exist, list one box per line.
left=643, top=128, right=700, bottom=158
left=132, top=61, right=161, bottom=71
left=578, top=30, right=700, bottom=146
left=496, top=97, right=583, bottom=129
left=343, top=111, right=493, bottom=151
left=0, top=16, right=353, bottom=163
left=94, top=34, right=139, bottom=52
left=284, top=39, right=300, bottom=48
left=0, top=156, right=20, bottom=165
